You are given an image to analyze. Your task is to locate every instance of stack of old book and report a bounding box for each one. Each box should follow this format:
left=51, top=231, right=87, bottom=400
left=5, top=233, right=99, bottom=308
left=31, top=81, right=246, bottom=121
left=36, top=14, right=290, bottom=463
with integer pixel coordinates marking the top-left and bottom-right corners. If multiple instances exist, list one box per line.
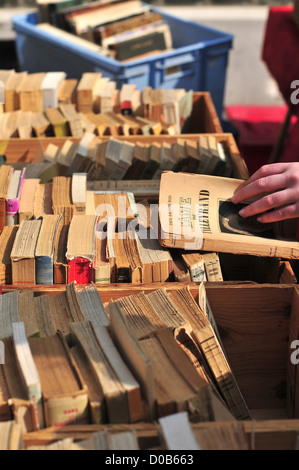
left=9, top=132, right=233, bottom=185
left=0, top=169, right=225, bottom=286
left=0, top=70, right=194, bottom=138
left=37, top=0, right=173, bottom=62
left=0, top=280, right=251, bottom=447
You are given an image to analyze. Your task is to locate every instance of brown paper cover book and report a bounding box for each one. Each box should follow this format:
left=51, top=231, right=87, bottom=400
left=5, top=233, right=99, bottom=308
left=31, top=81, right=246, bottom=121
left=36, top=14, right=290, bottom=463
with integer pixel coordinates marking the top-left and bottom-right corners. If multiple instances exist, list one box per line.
left=159, top=171, right=299, bottom=259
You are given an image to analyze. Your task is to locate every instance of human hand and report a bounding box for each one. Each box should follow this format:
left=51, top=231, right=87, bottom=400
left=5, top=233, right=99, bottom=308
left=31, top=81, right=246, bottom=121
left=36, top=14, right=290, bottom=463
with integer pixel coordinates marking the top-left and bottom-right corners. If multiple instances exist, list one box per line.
left=231, top=162, right=299, bottom=223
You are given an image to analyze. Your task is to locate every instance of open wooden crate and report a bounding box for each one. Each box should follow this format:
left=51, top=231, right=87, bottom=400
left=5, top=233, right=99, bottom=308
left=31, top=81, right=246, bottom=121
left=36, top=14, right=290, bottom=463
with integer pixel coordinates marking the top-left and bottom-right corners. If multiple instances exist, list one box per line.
left=10, top=282, right=299, bottom=450
left=1, top=132, right=248, bottom=180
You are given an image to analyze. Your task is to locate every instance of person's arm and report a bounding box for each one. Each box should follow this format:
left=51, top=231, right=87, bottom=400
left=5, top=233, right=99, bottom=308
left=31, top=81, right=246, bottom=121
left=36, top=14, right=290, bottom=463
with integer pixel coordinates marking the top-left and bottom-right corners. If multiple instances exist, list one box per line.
left=231, top=162, right=299, bottom=223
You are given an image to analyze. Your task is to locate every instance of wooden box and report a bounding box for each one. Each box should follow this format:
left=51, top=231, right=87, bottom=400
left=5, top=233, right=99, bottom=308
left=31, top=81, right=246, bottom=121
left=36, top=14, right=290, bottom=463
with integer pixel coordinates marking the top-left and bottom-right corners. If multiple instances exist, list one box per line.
left=15, top=282, right=299, bottom=450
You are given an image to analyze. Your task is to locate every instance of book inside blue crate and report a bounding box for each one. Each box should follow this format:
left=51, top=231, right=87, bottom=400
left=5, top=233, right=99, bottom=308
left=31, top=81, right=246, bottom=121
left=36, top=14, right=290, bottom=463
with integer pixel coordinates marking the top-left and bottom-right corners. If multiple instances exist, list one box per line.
left=12, top=1, right=233, bottom=118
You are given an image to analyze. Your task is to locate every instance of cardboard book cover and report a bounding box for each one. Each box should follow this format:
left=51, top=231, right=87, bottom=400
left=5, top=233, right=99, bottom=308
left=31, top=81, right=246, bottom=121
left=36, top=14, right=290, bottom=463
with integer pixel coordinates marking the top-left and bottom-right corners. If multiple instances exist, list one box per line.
left=158, top=171, right=299, bottom=259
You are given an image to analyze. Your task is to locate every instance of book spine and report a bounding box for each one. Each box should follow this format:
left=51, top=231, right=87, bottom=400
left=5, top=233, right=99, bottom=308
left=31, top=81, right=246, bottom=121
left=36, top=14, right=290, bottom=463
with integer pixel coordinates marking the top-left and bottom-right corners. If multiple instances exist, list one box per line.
left=54, top=263, right=68, bottom=284
left=35, top=256, right=54, bottom=285
left=6, top=198, right=19, bottom=226
left=189, top=262, right=207, bottom=282
left=68, top=257, right=93, bottom=284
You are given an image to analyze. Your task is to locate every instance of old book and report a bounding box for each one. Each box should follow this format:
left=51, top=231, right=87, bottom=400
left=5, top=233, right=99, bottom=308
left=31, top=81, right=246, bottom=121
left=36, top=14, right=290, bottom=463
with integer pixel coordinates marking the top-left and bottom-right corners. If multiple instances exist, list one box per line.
left=168, top=286, right=251, bottom=420
left=0, top=335, right=34, bottom=432
left=19, top=73, right=46, bottom=113
left=33, top=182, right=53, bottom=219
left=76, top=72, right=103, bottom=114
left=28, top=332, right=89, bottom=428
left=0, top=421, right=23, bottom=450
left=71, top=173, right=87, bottom=215
left=122, top=231, right=143, bottom=283
left=107, top=301, right=155, bottom=420
left=33, top=295, right=56, bottom=337
left=120, top=83, right=141, bottom=114
left=140, top=142, right=161, bottom=180
left=113, top=232, right=131, bottom=283
left=59, top=103, right=84, bottom=137
left=0, top=69, right=15, bottom=113
left=69, top=0, right=147, bottom=36
left=159, top=171, right=299, bottom=258
left=109, top=23, right=171, bottom=62
left=6, top=167, right=26, bottom=226
left=76, top=284, right=110, bottom=328
left=17, top=110, right=33, bottom=138
left=58, top=78, right=78, bottom=105
left=201, top=252, right=223, bottom=282
left=93, top=10, right=163, bottom=44
left=107, top=431, right=140, bottom=450
left=18, top=178, right=40, bottom=223
left=153, top=141, right=176, bottom=178
left=56, top=139, right=78, bottom=172
left=44, top=107, right=69, bottom=137
left=69, top=344, right=106, bottom=424
left=139, top=327, right=212, bottom=420
left=12, top=322, right=45, bottom=430
left=123, top=142, right=150, bottom=180
left=31, top=112, right=51, bottom=137
left=10, top=219, right=42, bottom=285
left=0, top=164, right=13, bottom=230
left=100, top=137, right=135, bottom=181
left=52, top=176, right=74, bottom=225
left=66, top=215, right=97, bottom=284
left=0, top=225, right=19, bottom=284
left=158, top=411, right=200, bottom=450
left=41, top=72, right=66, bottom=110
left=94, top=234, right=111, bottom=284
left=0, top=291, right=20, bottom=339
left=2, top=70, right=25, bottom=113
left=180, top=251, right=207, bottom=283
left=70, top=321, right=133, bottom=424
left=171, top=251, right=191, bottom=283
left=35, top=214, right=61, bottom=285
left=135, top=234, right=153, bottom=283
left=53, top=222, right=69, bottom=284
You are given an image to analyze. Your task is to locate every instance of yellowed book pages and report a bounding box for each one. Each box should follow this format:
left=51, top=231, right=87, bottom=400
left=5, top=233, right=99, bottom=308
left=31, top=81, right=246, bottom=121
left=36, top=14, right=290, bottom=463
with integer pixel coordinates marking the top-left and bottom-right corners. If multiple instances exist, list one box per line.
left=17, top=111, right=33, bottom=138
left=33, top=295, right=56, bottom=337
left=56, top=140, right=78, bottom=168
left=66, top=214, right=97, bottom=262
left=43, top=143, right=60, bottom=163
left=33, top=182, right=53, bottom=218
left=18, top=290, right=39, bottom=337
left=0, top=290, right=20, bottom=339
left=3, top=111, right=19, bottom=138
left=52, top=176, right=74, bottom=225
left=169, top=286, right=251, bottom=421
left=18, top=178, right=40, bottom=222
left=70, top=320, right=129, bottom=424
left=69, top=345, right=106, bottom=425
left=159, top=171, right=299, bottom=259
left=5, top=71, right=28, bottom=112
left=44, top=107, right=69, bottom=137
left=35, top=214, right=61, bottom=258
left=71, top=173, right=87, bottom=215
left=58, top=78, right=78, bottom=105
left=0, top=421, right=24, bottom=450
left=28, top=332, right=89, bottom=428
left=59, top=103, right=84, bottom=137
left=10, top=219, right=42, bottom=285
left=76, top=72, right=103, bottom=113
left=107, top=431, right=139, bottom=450
left=76, top=284, right=110, bottom=327
left=0, top=225, right=19, bottom=284
left=31, top=112, right=50, bottom=137
left=201, top=252, right=223, bottom=282
left=19, top=73, right=46, bottom=112
left=94, top=235, right=111, bottom=284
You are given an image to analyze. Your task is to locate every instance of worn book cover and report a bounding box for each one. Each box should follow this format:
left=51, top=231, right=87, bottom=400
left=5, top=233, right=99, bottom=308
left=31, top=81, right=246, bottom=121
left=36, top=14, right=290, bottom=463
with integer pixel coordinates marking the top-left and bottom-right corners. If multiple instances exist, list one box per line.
left=159, top=171, right=299, bottom=259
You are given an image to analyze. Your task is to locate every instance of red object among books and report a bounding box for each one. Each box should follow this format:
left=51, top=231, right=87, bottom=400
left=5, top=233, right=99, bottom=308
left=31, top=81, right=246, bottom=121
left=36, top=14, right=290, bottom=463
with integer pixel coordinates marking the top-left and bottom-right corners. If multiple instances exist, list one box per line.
left=68, top=257, right=94, bottom=284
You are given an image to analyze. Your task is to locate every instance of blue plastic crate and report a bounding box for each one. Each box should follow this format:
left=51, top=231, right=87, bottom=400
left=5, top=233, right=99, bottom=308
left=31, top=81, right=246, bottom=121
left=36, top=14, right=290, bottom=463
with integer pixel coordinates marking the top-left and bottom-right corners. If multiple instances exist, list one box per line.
left=12, top=6, right=233, bottom=118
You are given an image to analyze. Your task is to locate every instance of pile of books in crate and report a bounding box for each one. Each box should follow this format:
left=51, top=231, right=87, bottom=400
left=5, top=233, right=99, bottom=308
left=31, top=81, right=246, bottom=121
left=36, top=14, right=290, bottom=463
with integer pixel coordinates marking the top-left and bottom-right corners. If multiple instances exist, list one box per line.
left=0, top=69, right=204, bottom=139
left=37, top=0, right=173, bottom=61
